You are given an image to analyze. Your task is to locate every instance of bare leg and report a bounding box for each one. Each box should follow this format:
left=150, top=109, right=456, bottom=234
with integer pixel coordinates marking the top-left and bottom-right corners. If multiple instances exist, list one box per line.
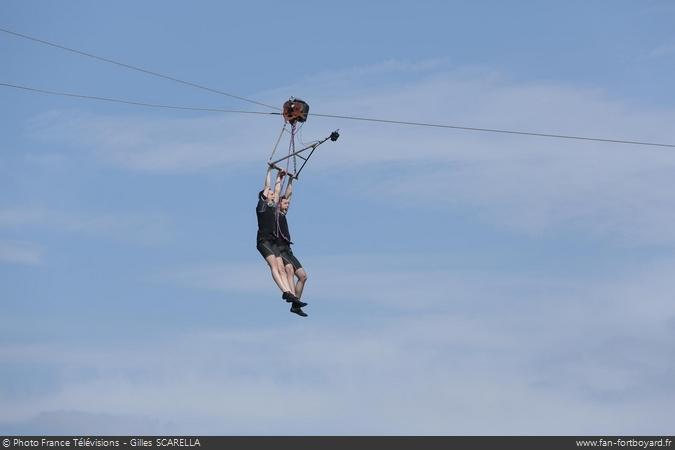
left=284, top=263, right=297, bottom=296
left=265, top=255, right=291, bottom=293
left=294, top=268, right=308, bottom=299
left=277, top=256, right=295, bottom=296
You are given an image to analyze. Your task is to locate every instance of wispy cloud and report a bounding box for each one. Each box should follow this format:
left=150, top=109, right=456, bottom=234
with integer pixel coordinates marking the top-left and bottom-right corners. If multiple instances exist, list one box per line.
left=38, top=253, right=658, bottom=434
left=22, top=152, right=68, bottom=167
left=29, top=64, right=675, bottom=171
left=2, top=266, right=674, bottom=435
left=27, top=111, right=271, bottom=173
left=0, top=239, right=44, bottom=266
left=0, top=411, right=171, bottom=435
left=648, top=43, right=675, bottom=59
left=164, top=261, right=271, bottom=295
left=161, top=254, right=548, bottom=309
left=0, top=208, right=173, bottom=245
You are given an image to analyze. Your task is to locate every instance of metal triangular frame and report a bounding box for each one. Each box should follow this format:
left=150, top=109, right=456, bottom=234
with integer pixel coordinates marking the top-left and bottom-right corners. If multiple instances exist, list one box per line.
left=267, top=129, right=339, bottom=180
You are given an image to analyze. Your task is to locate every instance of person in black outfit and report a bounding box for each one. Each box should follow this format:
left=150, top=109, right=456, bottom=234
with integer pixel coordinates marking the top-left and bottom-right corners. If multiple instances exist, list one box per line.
left=276, top=179, right=308, bottom=302
left=256, top=167, right=307, bottom=317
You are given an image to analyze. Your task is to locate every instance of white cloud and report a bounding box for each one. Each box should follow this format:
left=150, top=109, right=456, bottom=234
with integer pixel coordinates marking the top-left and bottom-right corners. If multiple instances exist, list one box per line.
left=0, top=411, right=170, bottom=435
left=165, top=261, right=271, bottom=295
left=22, top=152, right=68, bottom=167
left=1, top=254, right=663, bottom=434
left=27, top=110, right=274, bottom=173
left=1, top=283, right=673, bottom=435
left=648, top=43, right=675, bottom=59
left=162, top=254, right=531, bottom=309
left=0, top=239, right=44, bottom=265
left=0, top=208, right=173, bottom=245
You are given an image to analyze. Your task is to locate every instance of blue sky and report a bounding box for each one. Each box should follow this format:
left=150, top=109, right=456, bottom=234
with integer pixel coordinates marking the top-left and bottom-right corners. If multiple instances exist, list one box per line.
left=2, top=0, right=675, bottom=435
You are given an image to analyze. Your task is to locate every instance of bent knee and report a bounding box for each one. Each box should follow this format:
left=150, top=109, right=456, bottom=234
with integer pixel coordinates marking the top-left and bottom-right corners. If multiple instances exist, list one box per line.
left=297, top=269, right=308, bottom=282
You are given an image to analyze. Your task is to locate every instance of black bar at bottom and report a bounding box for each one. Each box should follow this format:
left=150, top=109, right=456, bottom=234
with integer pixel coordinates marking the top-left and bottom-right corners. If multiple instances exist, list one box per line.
left=1, top=436, right=673, bottom=450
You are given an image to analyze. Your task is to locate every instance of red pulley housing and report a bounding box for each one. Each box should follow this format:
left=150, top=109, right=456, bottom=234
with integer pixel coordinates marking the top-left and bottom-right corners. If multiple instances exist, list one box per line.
left=282, top=98, right=310, bottom=124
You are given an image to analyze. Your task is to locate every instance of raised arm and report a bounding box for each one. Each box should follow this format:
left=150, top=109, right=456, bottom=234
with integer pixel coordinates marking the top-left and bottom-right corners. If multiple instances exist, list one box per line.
left=283, top=177, right=293, bottom=200
left=273, top=169, right=285, bottom=203
left=262, top=166, right=273, bottom=199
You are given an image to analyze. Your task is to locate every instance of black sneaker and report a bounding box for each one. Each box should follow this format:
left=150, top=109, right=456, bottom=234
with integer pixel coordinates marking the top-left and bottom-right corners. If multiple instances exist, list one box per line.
left=294, top=299, right=308, bottom=308
left=282, top=291, right=307, bottom=308
left=290, top=305, right=308, bottom=317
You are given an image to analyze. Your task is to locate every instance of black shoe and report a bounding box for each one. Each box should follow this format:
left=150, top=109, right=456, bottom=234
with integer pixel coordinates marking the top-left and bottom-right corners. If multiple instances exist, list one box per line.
left=282, top=291, right=307, bottom=308
left=290, top=305, right=308, bottom=317
left=294, top=299, right=308, bottom=308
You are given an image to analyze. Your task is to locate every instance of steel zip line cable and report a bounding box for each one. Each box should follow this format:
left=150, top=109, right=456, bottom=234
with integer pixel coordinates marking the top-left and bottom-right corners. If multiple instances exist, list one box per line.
left=0, top=27, right=278, bottom=110
left=3, top=81, right=675, bottom=149
left=0, top=82, right=279, bottom=116
left=308, top=113, right=675, bottom=149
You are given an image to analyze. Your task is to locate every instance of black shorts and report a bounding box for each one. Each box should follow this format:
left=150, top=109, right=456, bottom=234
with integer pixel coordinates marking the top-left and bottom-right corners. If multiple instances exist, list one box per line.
left=256, top=239, right=279, bottom=259
left=278, top=244, right=302, bottom=271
